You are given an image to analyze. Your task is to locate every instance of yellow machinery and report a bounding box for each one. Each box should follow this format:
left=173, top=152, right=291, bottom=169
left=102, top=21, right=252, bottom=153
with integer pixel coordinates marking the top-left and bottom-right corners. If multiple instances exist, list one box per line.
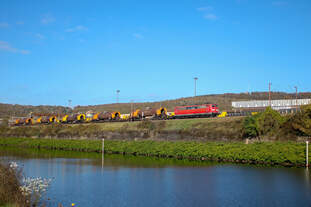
left=120, top=114, right=130, bottom=120
left=36, top=117, right=42, bottom=124
left=155, top=107, right=167, bottom=117
left=93, top=111, right=121, bottom=121
left=86, top=112, right=95, bottom=122
left=143, top=107, right=167, bottom=119
left=49, top=116, right=57, bottom=123
left=14, top=118, right=33, bottom=125
left=130, top=109, right=141, bottom=120
left=77, top=114, right=86, bottom=122
left=130, top=107, right=168, bottom=120
left=92, top=113, right=99, bottom=121
left=131, top=109, right=141, bottom=119
left=218, top=111, right=227, bottom=117
left=166, top=112, right=175, bottom=119
left=61, top=115, right=69, bottom=123
left=15, top=119, right=21, bottom=125
left=111, top=112, right=121, bottom=120
left=25, top=118, right=33, bottom=125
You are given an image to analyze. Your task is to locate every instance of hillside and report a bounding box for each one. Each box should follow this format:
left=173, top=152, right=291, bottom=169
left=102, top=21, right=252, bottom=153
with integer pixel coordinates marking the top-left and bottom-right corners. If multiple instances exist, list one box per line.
left=0, top=104, right=72, bottom=118
left=1, top=91, right=310, bottom=118
left=73, top=91, right=311, bottom=113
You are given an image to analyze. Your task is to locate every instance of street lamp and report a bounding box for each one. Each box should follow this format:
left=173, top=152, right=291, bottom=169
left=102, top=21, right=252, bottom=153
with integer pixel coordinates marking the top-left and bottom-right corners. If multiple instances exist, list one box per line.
left=194, top=77, right=198, bottom=97
left=294, top=86, right=298, bottom=111
left=116, top=90, right=120, bottom=103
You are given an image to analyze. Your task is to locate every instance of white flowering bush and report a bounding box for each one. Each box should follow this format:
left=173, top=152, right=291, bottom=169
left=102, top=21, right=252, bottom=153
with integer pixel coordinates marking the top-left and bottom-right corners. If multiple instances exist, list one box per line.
left=9, top=161, right=18, bottom=170
left=9, top=162, right=52, bottom=206
left=21, top=177, right=52, bottom=195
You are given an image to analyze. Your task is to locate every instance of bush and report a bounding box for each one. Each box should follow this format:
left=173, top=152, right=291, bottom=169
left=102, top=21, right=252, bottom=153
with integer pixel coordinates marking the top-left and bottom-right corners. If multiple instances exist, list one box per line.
left=281, top=104, right=311, bottom=137
left=242, top=108, right=286, bottom=138
left=256, top=107, right=285, bottom=136
left=242, top=115, right=259, bottom=138
left=0, top=162, right=28, bottom=207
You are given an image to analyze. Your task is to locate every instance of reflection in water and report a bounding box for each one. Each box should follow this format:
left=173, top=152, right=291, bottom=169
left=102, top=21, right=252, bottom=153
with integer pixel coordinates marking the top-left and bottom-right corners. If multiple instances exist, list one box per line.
left=1, top=146, right=311, bottom=207
left=305, top=168, right=310, bottom=189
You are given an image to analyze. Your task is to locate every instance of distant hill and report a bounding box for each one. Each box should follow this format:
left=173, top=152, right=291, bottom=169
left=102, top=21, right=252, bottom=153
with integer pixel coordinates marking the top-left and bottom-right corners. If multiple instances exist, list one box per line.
left=1, top=92, right=310, bottom=118
left=0, top=104, right=72, bottom=118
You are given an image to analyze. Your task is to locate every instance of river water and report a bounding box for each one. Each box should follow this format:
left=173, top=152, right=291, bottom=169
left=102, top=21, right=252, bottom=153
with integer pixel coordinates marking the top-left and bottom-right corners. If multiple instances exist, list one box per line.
left=1, top=146, right=311, bottom=207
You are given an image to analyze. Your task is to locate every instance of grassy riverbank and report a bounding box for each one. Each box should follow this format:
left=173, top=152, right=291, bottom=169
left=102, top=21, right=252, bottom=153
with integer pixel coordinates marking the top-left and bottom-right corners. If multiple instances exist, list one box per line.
left=0, top=117, right=244, bottom=141
left=0, top=137, right=309, bottom=167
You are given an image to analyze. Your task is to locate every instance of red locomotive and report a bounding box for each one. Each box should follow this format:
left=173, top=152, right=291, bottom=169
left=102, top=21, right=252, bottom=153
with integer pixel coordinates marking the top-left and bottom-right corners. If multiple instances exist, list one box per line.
left=174, top=104, right=219, bottom=118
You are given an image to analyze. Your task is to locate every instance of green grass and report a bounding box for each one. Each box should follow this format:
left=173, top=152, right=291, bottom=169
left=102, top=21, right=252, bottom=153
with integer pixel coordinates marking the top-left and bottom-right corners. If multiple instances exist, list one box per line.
left=0, top=137, right=309, bottom=167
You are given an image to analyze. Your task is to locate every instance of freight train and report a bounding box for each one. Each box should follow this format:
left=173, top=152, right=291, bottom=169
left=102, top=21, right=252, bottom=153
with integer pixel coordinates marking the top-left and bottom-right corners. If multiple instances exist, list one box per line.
left=12, top=104, right=220, bottom=126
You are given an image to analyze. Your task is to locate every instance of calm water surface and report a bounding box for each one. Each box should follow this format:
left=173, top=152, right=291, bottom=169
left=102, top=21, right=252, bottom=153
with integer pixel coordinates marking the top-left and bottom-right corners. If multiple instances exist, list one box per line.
left=1, top=147, right=311, bottom=207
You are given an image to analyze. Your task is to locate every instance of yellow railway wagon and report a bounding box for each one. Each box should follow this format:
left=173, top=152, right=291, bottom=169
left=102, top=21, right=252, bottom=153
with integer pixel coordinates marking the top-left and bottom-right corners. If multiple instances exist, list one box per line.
left=49, top=116, right=58, bottom=123
left=111, top=112, right=121, bottom=120
left=77, top=114, right=86, bottom=122
left=36, top=117, right=42, bottom=124
left=61, top=115, right=69, bottom=123
left=121, top=114, right=130, bottom=120
left=25, top=118, right=34, bottom=125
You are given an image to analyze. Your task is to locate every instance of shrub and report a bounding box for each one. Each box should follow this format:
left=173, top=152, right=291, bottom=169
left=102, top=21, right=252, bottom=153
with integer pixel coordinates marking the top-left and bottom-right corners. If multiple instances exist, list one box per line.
left=281, top=104, right=311, bottom=137
left=242, top=115, right=259, bottom=138
left=0, top=162, right=28, bottom=207
left=256, top=107, right=285, bottom=136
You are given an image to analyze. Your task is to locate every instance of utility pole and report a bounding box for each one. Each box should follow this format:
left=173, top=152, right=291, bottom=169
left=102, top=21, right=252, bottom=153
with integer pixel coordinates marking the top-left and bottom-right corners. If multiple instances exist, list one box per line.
left=116, top=90, right=120, bottom=103
left=269, top=82, right=272, bottom=107
left=68, top=100, right=72, bottom=109
left=294, top=86, right=298, bottom=111
left=194, top=77, right=198, bottom=97
left=130, top=100, right=134, bottom=121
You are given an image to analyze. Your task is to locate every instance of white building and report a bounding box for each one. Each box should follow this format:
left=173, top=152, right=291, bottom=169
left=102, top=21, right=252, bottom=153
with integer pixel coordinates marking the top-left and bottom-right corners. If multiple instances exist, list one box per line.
left=232, top=99, right=311, bottom=110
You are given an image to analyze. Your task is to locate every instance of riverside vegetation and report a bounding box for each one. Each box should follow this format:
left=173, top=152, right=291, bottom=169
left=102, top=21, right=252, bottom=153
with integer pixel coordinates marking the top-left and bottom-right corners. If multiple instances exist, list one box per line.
left=0, top=138, right=309, bottom=167
left=0, top=161, right=51, bottom=207
left=0, top=162, right=28, bottom=207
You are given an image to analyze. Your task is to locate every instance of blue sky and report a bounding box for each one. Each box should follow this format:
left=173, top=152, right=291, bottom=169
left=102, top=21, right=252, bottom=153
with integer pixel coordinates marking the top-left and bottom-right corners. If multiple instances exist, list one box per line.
left=1, top=0, right=311, bottom=106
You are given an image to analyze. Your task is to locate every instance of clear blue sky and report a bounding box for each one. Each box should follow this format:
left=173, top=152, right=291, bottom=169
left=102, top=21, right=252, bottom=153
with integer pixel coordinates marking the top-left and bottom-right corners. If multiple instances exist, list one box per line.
left=1, top=0, right=311, bottom=106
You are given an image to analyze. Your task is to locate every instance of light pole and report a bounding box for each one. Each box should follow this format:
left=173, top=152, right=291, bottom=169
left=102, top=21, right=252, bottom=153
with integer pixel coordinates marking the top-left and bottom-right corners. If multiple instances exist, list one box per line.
left=269, top=82, right=272, bottom=107
left=294, top=86, right=298, bottom=111
left=116, top=90, right=120, bottom=103
left=194, top=77, right=198, bottom=97
left=68, top=100, right=72, bottom=109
